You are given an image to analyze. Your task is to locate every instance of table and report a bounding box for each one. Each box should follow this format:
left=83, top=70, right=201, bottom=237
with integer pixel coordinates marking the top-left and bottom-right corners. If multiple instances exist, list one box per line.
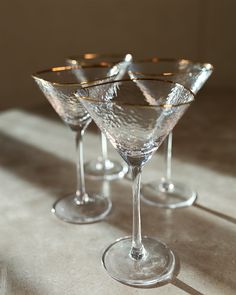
left=0, top=92, right=235, bottom=294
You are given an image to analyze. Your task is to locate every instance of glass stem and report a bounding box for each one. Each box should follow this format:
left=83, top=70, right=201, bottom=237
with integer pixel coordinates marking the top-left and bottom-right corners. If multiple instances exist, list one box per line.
left=165, top=131, right=173, bottom=183
left=101, top=132, right=108, bottom=165
left=130, top=165, right=145, bottom=260
left=75, top=128, right=86, bottom=204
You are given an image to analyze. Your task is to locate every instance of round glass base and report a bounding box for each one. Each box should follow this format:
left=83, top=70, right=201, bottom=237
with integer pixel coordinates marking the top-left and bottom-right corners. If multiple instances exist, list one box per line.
left=52, top=194, right=112, bottom=224
left=141, top=180, right=197, bottom=209
left=102, top=236, right=175, bottom=287
left=84, top=158, right=128, bottom=180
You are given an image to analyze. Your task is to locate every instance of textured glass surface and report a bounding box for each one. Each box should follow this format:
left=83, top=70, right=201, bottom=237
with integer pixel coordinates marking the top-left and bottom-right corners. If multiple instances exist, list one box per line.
left=80, top=79, right=193, bottom=166
left=34, top=77, right=90, bottom=128
left=33, top=66, right=118, bottom=129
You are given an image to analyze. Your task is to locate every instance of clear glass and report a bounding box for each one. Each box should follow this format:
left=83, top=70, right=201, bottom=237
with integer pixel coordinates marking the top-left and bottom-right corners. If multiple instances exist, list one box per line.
left=66, top=53, right=132, bottom=180
left=32, top=64, right=118, bottom=223
left=78, top=78, right=194, bottom=286
left=128, top=58, right=213, bottom=208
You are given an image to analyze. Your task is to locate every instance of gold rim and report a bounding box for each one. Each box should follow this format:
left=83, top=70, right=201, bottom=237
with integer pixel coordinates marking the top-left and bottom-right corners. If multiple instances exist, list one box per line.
left=32, top=63, right=119, bottom=87
left=66, top=53, right=131, bottom=65
left=67, top=53, right=214, bottom=72
left=129, top=57, right=214, bottom=72
left=129, top=70, right=208, bottom=80
left=80, top=77, right=195, bottom=108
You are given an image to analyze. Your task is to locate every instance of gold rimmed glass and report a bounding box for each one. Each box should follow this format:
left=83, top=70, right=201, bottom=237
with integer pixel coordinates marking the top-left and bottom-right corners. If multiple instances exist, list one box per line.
left=128, top=58, right=213, bottom=209
left=66, top=53, right=132, bottom=180
left=78, top=77, right=195, bottom=286
left=32, top=64, right=119, bottom=224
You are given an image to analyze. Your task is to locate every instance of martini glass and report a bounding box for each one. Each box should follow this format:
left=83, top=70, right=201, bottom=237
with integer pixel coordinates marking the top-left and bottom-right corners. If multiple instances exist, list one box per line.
left=66, top=53, right=132, bottom=180
left=128, top=58, right=213, bottom=208
left=78, top=78, right=194, bottom=286
left=32, top=64, right=119, bottom=223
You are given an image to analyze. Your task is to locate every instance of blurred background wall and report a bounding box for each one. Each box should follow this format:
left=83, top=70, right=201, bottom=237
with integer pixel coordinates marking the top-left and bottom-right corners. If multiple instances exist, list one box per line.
left=1, top=0, right=235, bottom=110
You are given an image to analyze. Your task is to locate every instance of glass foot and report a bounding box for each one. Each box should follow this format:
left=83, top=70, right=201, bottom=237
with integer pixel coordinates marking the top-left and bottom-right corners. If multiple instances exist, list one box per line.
left=84, top=158, right=128, bottom=180
left=102, top=236, right=175, bottom=287
left=141, top=179, right=197, bottom=209
left=52, top=194, right=112, bottom=224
